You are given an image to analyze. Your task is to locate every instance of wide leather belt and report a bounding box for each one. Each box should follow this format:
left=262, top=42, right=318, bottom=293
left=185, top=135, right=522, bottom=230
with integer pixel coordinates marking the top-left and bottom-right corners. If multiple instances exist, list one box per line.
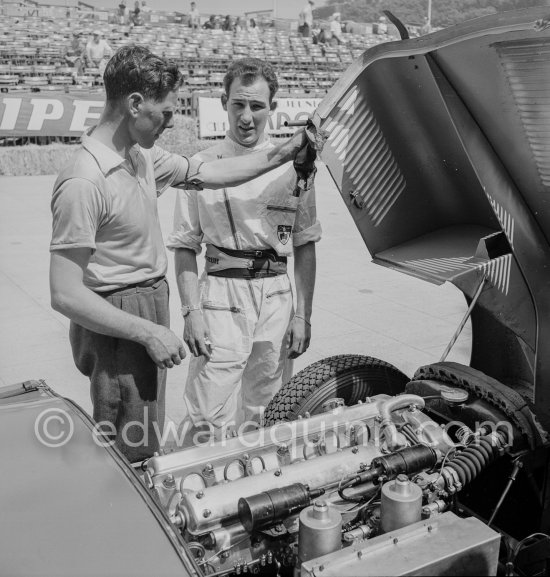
left=205, top=245, right=287, bottom=279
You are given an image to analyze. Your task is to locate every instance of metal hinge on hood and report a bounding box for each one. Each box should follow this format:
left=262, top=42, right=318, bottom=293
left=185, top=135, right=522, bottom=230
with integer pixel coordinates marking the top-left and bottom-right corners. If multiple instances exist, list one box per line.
left=0, top=379, right=47, bottom=399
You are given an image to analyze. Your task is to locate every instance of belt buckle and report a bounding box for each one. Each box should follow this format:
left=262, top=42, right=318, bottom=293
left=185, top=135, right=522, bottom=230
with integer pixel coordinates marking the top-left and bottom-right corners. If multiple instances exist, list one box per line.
left=255, top=250, right=263, bottom=258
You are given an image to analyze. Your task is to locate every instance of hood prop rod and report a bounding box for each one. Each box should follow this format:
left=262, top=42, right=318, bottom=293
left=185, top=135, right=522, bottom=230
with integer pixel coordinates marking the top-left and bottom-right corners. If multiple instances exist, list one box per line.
left=439, top=275, right=487, bottom=362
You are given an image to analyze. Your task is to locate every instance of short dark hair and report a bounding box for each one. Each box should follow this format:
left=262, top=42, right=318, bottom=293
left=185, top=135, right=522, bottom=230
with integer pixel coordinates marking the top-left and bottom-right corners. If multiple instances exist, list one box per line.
left=223, top=58, right=279, bottom=102
left=103, top=44, right=183, bottom=103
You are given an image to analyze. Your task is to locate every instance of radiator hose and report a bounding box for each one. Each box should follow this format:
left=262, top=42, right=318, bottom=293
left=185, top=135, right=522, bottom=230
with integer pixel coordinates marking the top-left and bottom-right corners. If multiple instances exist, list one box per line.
left=441, top=432, right=507, bottom=491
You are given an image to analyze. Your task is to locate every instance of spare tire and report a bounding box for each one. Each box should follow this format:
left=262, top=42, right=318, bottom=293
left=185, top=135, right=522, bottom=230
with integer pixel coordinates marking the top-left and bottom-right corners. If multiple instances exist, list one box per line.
left=264, top=354, right=409, bottom=425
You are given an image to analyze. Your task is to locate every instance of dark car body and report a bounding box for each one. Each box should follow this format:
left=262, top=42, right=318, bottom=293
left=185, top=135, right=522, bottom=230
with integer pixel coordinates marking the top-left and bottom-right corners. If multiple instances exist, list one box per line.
left=0, top=381, right=198, bottom=576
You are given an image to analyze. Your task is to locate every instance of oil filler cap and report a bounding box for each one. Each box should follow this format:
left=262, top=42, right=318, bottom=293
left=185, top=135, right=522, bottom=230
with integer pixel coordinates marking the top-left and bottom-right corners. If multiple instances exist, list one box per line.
left=440, top=386, right=469, bottom=405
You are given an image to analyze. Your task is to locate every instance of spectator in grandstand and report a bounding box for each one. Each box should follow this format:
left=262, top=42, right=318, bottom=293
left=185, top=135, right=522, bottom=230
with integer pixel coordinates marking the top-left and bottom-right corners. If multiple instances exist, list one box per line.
left=222, top=15, right=235, bottom=32
left=377, top=15, right=388, bottom=35
left=313, top=22, right=328, bottom=45
left=130, top=6, right=144, bottom=26
left=117, top=1, right=130, bottom=25
left=329, top=13, right=344, bottom=45
left=247, top=18, right=259, bottom=38
left=203, top=14, right=216, bottom=29
left=311, top=20, right=321, bottom=40
left=85, top=30, right=113, bottom=73
left=168, top=57, right=321, bottom=441
left=234, top=16, right=245, bottom=33
left=189, top=1, right=200, bottom=29
left=49, top=45, right=310, bottom=462
left=345, top=20, right=359, bottom=34
left=65, top=31, right=86, bottom=76
left=298, top=0, right=314, bottom=38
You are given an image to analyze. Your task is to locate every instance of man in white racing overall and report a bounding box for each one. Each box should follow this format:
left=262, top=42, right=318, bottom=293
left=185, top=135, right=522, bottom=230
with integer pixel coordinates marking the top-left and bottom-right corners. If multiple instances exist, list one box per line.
left=167, top=58, right=321, bottom=439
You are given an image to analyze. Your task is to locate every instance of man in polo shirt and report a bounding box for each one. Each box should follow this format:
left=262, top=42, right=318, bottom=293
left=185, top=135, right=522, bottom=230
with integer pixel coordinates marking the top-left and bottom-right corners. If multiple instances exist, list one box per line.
left=49, top=45, right=309, bottom=462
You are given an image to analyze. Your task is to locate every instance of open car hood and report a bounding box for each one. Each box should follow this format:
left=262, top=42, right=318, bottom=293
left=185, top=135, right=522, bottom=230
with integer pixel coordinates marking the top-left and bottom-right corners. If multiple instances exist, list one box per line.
left=314, top=7, right=550, bottom=428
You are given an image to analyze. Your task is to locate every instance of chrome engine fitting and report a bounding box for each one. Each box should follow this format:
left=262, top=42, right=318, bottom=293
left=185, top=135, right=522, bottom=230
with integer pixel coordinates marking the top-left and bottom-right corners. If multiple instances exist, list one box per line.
left=145, top=393, right=506, bottom=576
left=380, top=474, right=422, bottom=532
left=298, top=501, right=342, bottom=564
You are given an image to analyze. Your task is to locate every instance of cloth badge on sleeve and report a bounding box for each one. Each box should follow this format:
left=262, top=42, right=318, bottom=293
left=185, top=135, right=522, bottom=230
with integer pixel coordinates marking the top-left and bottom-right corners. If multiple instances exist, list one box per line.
left=277, top=225, right=292, bottom=245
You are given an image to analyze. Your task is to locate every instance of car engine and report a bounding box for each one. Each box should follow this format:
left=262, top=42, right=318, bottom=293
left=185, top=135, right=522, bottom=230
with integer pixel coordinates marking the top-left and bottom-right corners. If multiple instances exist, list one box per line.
left=143, top=358, right=544, bottom=576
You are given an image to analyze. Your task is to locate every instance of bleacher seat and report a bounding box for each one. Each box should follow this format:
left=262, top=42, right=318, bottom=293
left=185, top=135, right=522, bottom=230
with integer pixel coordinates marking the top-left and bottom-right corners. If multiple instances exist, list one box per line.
left=33, top=64, right=57, bottom=76
left=22, top=76, right=49, bottom=88
left=50, top=75, right=74, bottom=87
left=164, top=49, right=182, bottom=59
left=15, top=47, right=38, bottom=62
left=186, top=77, right=208, bottom=88
left=0, top=11, right=388, bottom=98
left=208, top=73, right=224, bottom=88
left=11, top=65, right=34, bottom=76
left=36, top=47, right=63, bottom=63
left=75, top=75, right=96, bottom=87
left=55, top=67, right=75, bottom=76
left=0, top=74, right=19, bottom=88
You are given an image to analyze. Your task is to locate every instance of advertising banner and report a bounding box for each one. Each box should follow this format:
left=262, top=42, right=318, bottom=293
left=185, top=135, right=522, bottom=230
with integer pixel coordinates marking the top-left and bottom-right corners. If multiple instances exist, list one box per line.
left=0, top=93, right=105, bottom=137
left=0, top=92, right=323, bottom=139
left=198, top=96, right=322, bottom=138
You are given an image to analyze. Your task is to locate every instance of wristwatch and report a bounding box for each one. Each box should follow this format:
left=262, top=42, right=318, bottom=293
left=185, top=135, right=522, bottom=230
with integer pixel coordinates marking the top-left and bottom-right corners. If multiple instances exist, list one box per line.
left=181, top=304, right=201, bottom=317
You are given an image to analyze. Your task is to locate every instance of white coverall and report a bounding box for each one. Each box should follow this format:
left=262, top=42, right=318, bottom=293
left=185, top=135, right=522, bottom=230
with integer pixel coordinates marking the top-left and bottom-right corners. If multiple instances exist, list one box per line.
left=167, top=135, right=322, bottom=432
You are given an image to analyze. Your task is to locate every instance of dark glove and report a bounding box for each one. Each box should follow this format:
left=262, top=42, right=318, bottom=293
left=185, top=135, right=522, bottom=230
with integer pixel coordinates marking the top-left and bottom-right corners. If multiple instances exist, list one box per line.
left=293, top=120, right=324, bottom=197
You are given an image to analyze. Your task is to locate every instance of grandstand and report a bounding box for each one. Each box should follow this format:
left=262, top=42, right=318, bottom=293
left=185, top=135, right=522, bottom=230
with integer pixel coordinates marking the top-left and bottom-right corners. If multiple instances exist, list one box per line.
left=0, top=6, right=394, bottom=104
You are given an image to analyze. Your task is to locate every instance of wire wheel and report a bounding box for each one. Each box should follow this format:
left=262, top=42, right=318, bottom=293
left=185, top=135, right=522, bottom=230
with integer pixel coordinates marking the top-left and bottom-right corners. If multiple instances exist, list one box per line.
left=264, top=354, right=409, bottom=425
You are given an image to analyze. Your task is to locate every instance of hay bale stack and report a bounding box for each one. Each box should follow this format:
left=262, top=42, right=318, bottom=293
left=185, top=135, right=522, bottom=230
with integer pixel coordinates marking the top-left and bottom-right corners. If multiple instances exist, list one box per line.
left=0, top=116, right=210, bottom=176
left=0, top=144, right=76, bottom=177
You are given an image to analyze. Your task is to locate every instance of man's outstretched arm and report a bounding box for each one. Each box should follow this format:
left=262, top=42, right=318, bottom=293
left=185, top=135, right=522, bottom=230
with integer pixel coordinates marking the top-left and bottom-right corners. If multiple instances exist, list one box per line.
left=179, top=129, right=309, bottom=190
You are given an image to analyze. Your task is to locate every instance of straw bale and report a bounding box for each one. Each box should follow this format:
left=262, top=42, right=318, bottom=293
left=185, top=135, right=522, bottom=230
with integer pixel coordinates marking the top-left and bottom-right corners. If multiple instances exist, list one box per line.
left=0, top=116, right=211, bottom=176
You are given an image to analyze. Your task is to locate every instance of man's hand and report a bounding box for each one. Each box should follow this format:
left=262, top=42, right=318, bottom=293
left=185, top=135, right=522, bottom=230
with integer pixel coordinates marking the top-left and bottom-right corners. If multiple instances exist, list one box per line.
left=279, top=128, right=309, bottom=163
left=287, top=121, right=328, bottom=157
left=143, top=324, right=187, bottom=369
left=184, top=310, right=211, bottom=360
left=287, top=315, right=311, bottom=359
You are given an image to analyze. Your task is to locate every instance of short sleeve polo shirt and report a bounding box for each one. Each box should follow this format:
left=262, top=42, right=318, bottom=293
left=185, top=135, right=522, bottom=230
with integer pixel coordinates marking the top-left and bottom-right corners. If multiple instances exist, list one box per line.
left=50, top=132, right=192, bottom=291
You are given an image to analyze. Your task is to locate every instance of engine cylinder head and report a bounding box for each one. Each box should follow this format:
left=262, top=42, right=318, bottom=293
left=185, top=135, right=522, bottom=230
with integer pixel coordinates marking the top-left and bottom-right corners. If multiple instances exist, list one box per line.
left=298, top=501, right=342, bottom=563
left=380, top=474, right=422, bottom=533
